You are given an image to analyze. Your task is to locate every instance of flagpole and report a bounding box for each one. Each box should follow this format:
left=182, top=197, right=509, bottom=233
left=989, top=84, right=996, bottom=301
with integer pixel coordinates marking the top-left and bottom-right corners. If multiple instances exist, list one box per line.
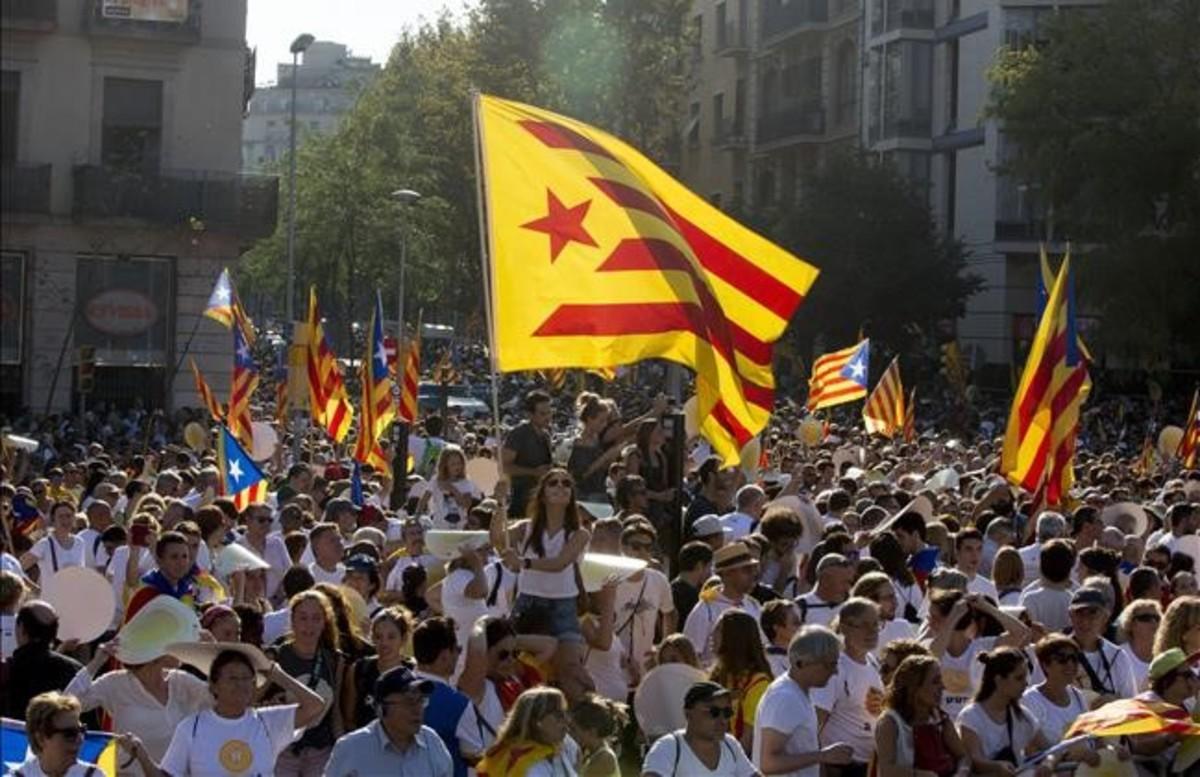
left=471, top=89, right=505, bottom=498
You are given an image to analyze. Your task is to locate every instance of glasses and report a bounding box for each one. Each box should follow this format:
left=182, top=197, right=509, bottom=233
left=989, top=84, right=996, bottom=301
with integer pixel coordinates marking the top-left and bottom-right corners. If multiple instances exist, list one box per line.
left=49, top=723, right=87, bottom=740
left=1049, top=653, right=1080, bottom=665
left=545, top=479, right=572, bottom=488
left=1133, top=614, right=1161, bottom=624
left=705, top=706, right=735, bottom=719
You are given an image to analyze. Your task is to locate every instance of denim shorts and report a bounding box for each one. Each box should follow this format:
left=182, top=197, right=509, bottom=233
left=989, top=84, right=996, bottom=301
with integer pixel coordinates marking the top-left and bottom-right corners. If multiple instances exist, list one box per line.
left=512, top=593, right=583, bottom=643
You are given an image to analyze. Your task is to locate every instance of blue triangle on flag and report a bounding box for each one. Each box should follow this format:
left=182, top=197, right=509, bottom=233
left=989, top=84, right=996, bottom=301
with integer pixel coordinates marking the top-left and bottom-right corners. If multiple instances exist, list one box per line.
left=219, top=424, right=265, bottom=495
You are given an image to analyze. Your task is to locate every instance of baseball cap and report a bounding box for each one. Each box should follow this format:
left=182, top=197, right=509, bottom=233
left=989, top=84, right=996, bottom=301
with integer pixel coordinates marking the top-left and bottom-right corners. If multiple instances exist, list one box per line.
left=1069, top=587, right=1108, bottom=610
left=683, top=681, right=730, bottom=708
left=374, top=665, right=434, bottom=701
left=344, top=554, right=379, bottom=574
left=692, top=514, right=724, bottom=539
left=1147, top=648, right=1200, bottom=683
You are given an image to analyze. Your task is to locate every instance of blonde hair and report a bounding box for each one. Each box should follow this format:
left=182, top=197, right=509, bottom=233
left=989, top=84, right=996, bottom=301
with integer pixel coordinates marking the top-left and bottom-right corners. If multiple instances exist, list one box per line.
left=654, top=633, right=701, bottom=668
left=435, top=444, right=467, bottom=483
left=487, top=687, right=567, bottom=754
left=1153, top=596, right=1200, bottom=654
left=288, top=589, right=342, bottom=654
left=991, top=547, right=1024, bottom=590
left=25, top=692, right=80, bottom=754
left=1117, top=599, right=1162, bottom=642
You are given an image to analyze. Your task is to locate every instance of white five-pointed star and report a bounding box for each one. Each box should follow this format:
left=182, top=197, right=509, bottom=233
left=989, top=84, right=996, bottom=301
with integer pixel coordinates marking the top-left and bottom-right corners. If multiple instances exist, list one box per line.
left=375, top=340, right=388, bottom=369
left=849, top=359, right=866, bottom=380
left=228, top=458, right=244, bottom=483
left=237, top=342, right=251, bottom=363
left=211, top=285, right=230, bottom=305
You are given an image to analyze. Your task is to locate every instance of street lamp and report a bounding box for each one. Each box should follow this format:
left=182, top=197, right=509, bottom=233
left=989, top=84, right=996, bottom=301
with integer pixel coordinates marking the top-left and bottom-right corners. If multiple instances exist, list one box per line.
left=389, top=188, right=421, bottom=510
left=284, top=32, right=314, bottom=328
left=285, top=32, right=313, bottom=461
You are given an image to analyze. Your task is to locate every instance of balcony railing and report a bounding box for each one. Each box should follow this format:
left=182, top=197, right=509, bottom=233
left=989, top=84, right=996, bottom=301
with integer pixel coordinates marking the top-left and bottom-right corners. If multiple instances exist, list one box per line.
left=1, top=0, right=58, bottom=29
left=714, top=117, right=748, bottom=148
left=73, top=166, right=279, bottom=239
left=715, top=22, right=749, bottom=54
left=757, top=101, right=825, bottom=144
left=1, top=164, right=52, bottom=214
left=761, top=0, right=828, bottom=42
left=84, top=0, right=201, bottom=43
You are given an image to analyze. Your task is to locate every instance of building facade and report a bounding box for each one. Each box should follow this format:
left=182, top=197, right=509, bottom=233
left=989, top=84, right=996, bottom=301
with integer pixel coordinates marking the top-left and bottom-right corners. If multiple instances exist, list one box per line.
left=241, top=40, right=379, bottom=171
left=1, top=0, right=277, bottom=416
left=683, top=0, right=1100, bottom=375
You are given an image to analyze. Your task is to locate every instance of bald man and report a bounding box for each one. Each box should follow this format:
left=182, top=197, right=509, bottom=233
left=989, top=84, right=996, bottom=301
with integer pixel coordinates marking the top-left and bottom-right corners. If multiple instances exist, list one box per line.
left=3, top=601, right=83, bottom=718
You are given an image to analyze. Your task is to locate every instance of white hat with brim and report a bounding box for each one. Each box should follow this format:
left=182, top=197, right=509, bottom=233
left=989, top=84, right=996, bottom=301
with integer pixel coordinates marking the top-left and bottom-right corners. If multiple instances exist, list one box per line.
left=578, top=501, right=614, bottom=520
left=634, top=663, right=709, bottom=739
left=117, top=595, right=201, bottom=666
left=424, top=530, right=491, bottom=561
left=166, top=641, right=272, bottom=683
left=1099, top=502, right=1149, bottom=538
left=579, top=553, right=647, bottom=593
left=876, top=494, right=936, bottom=534
left=214, top=543, right=271, bottom=579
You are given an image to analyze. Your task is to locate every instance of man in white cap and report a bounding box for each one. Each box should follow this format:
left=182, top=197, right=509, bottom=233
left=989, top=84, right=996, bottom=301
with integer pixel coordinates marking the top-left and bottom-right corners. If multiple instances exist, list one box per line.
left=683, top=542, right=763, bottom=663
left=691, top=515, right=727, bottom=552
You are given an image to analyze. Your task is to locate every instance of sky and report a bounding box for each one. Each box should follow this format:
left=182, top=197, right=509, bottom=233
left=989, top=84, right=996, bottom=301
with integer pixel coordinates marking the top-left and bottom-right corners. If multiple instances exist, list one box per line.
left=246, top=0, right=469, bottom=86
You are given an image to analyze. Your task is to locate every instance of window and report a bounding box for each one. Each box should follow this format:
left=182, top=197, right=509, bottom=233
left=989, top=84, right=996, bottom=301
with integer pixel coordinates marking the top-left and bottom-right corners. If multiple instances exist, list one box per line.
left=716, top=2, right=727, bottom=48
left=102, top=77, right=163, bottom=172
left=712, top=93, right=724, bottom=139
left=1, top=70, right=19, bottom=163
left=734, top=79, right=746, bottom=134
left=871, top=40, right=932, bottom=140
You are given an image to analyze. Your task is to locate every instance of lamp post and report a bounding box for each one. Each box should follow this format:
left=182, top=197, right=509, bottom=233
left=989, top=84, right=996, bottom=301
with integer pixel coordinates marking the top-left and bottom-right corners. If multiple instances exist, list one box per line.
left=286, top=33, right=314, bottom=461
left=389, top=188, right=421, bottom=509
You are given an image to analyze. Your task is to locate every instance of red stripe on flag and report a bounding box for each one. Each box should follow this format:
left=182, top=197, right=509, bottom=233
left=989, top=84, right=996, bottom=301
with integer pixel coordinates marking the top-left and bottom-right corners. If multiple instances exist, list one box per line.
left=518, top=120, right=617, bottom=161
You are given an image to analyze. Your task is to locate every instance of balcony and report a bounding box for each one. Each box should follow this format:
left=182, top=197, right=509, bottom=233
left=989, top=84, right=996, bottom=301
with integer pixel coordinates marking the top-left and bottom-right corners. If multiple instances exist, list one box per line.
left=1, top=0, right=57, bottom=30
left=714, top=117, right=748, bottom=149
left=73, top=166, right=279, bottom=240
left=714, top=22, right=750, bottom=56
left=757, top=101, right=825, bottom=145
left=83, top=0, right=201, bottom=43
left=995, top=220, right=1047, bottom=243
left=760, top=0, right=828, bottom=43
left=1, top=164, right=52, bottom=215
left=871, top=2, right=935, bottom=36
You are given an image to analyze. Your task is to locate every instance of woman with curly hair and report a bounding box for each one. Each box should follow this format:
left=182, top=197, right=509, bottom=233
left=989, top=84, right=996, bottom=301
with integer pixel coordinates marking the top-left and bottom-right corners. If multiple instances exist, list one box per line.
left=1153, top=595, right=1200, bottom=655
left=873, top=655, right=967, bottom=777
left=708, top=609, right=772, bottom=755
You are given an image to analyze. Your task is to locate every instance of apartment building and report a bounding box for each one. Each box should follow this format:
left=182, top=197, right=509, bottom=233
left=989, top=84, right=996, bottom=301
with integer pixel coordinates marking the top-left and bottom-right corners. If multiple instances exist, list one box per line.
left=1, top=0, right=277, bottom=415
left=241, top=40, right=379, bottom=172
left=684, top=0, right=1100, bottom=376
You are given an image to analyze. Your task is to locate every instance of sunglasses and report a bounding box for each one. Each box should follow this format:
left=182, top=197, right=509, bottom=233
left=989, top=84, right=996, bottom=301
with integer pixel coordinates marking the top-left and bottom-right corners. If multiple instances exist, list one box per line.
left=545, top=479, right=572, bottom=488
left=1133, top=613, right=1161, bottom=624
left=49, top=723, right=87, bottom=740
left=705, top=706, right=735, bottom=719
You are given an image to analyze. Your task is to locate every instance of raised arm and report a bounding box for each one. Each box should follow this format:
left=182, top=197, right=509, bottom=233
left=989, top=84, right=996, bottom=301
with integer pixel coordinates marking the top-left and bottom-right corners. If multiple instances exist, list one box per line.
left=524, top=528, right=591, bottom=573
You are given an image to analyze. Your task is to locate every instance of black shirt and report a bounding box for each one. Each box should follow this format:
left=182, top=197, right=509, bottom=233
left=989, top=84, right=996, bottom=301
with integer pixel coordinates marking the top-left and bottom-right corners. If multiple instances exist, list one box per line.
left=504, top=421, right=552, bottom=517
left=683, top=492, right=721, bottom=536
left=2, top=642, right=83, bottom=718
left=671, top=577, right=700, bottom=624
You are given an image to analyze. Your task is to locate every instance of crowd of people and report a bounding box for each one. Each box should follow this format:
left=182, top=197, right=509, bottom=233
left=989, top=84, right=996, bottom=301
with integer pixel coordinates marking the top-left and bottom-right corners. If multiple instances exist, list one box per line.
left=1, top=376, right=1198, bottom=777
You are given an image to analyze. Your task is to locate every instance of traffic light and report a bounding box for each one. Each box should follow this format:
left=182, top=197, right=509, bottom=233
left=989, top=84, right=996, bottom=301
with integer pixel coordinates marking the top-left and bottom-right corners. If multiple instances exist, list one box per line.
left=77, top=345, right=96, bottom=395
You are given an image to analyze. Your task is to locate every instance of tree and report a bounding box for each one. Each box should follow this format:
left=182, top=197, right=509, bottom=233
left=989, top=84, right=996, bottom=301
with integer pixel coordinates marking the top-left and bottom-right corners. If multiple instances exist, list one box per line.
left=764, top=152, right=980, bottom=361
left=987, top=0, right=1200, bottom=368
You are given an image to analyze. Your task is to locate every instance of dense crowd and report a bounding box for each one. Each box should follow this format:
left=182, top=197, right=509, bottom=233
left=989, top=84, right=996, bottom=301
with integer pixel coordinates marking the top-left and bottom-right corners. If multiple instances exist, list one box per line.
left=1, top=378, right=1198, bottom=777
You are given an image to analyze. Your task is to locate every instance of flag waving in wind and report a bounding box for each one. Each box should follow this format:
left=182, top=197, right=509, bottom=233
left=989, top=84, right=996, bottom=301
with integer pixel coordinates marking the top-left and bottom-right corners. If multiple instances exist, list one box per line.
left=353, top=292, right=396, bottom=470
left=204, top=268, right=256, bottom=343
left=863, top=356, right=906, bottom=438
left=304, top=287, right=354, bottom=442
left=217, top=424, right=267, bottom=510
left=476, top=94, right=819, bottom=465
left=807, top=340, right=870, bottom=411
left=189, top=357, right=224, bottom=421
left=1179, top=388, right=1199, bottom=468
left=229, top=320, right=258, bottom=451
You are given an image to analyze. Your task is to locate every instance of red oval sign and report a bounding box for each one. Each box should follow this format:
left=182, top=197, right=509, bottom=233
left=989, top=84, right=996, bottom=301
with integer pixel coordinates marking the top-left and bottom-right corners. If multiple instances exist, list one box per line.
left=84, top=289, right=159, bottom=336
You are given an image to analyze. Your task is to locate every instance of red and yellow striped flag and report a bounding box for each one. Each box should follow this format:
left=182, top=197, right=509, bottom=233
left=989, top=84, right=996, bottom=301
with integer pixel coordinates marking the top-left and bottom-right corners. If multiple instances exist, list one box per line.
left=228, top=315, right=258, bottom=451
left=397, top=333, right=420, bottom=424
left=903, top=386, right=916, bottom=443
left=477, top=94, right=819, bottom=466
left=863, top=356, right=906, bottom=438
left=1179, top=388, right=1199, bottom=468
left=189, top=357, right=224, bottom=421
left=304, top=287, right=353, bottom=443
left=1001, top=253, right=1090, bottom=505
left=807, top=340, right=870, bottom=411
left=352, top=293, right=396, bottom=470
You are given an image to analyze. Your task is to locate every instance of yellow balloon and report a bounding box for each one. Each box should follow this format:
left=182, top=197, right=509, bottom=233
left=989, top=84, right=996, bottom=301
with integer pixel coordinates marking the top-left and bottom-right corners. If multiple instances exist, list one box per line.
left=1159, top=425, right=1184, bottom=460
left=798, top=417, right=823, bottom=446
left=184, top=422, right=207, bottom=451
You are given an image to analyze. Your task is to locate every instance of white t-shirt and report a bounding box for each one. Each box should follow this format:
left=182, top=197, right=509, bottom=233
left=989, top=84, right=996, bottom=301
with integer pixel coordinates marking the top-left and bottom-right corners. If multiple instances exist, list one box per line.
left=411, top=478, right=484, bottom=529
left=643, top=731, right=757, bottom=777
left=161, top=705, right=300, bottom=777
left=1018, top=582, right=1074, bottom=633
left=106, top=544, right=156, bottom=624
left=308, top=561, right=346, bottom=586
left=795, top=591, right=840, bottom=627
left=766, top=646, right=790, bottom=678
left=29, top=534, right=86, bottom=581
left=956, top=701, right=1039, bottom=767
left=1, top=612, right=17, bottom=660
left=682, top=590, right=764, bottom=663
left=613, top=568, right=674, bottom=678
left=518, top=529, right=578, bottom=599
left=384, top=552, right=442, bottom=592
left=892, top=580, right=923, bottom=622
left=1020, top=685, right=1090, bottom=743
left=441, top=562, right=514, bottom=648
left=811, top=652, right=883, bottom=762
left=77, top=527, right=111, bottom=572
left=965, top=573, right=998, bottom=602
left=752, top=674, right=821, bottom=777
left=1, top=552, right=21, bottom=576
left=1120, top=644, right=1151, bottom=692
left=938, top=636, right=997, bottom=721
left=1018, top=544, right=1042, bottom=587
left=1079, top=639, right=1137, bottom=699
left=876, top=619, right=916, bottom=656
left=262, top=606, right=291, bottom=646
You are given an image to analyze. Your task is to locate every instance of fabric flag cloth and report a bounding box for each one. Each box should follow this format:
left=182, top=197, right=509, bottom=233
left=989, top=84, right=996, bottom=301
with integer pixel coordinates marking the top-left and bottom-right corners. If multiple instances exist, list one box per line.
left=477, top=741, right=559, bottom=777
left=1179, top=388, right=1199, bottom=468
left=541, top=368, right=567, bottom=391
left=350, top=460, right=365, bottom=507
left=203, top=268, right=256, bottom=343
left=189, top=357, right=224, bottom=421
left=352, top=292, right=396, bottom=470
left=903, top=387, right=917, bottom=443
left=274, top=351, right=289, bottom=426
left=228, top=320, right=259, bottom=452
left=807, top=339, right=870, bottom=411
left=476, top=93, right=819, bottom=466
left=217, top=424, right=268, bottom=510
left=1002, top=253, right=1090, bottom=506
left=1064, top=697, right=1199, bottom=739
left=2, top=717, right=119, bottom=775
left=863, top=355, right=906, bottom=438
left=397, top=332, right=420, bottom=424
left=588, top=366, right=617, bottom=382
left=1135, top=434, right=1157, bottom=476
left=304, top=287, right=353, bottom=442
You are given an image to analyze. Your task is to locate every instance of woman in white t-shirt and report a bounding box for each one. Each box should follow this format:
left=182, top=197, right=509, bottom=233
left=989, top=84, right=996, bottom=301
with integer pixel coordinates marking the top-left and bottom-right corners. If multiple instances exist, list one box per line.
left=415, top=445, right=484, bottom=529
left=1021, top=635, right=1100, bottom=756
left=20, top=500, right=86, bottom=582
left=123, top=647, right=327, bottom=777
left=1116, top=599, right=1161, bottom=692
left=928, top=591, right=1029, bottom=721
left=956, top=648, right=1051, bottom=775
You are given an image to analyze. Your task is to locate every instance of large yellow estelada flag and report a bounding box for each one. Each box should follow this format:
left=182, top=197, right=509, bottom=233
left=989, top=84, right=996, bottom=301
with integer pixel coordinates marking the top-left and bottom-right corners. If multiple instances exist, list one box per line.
left=475, top=94, right=820, bottom=464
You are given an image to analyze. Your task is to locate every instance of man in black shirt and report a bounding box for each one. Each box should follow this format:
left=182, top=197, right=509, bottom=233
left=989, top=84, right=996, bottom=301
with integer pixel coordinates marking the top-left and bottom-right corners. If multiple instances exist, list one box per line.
left=670, top=541, right=714, bottom=624
left=683, top=456, right=733, bottom=537
left=502, top=390, right=553, bottom=517
left=2, top=601, right=82, bottom=719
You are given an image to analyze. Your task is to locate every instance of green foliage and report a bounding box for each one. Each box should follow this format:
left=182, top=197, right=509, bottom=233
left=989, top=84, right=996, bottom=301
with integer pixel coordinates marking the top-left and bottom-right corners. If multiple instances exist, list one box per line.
left=764, top=152, right=980, bottom=356
left=987, top=0, right=1200, bottom=366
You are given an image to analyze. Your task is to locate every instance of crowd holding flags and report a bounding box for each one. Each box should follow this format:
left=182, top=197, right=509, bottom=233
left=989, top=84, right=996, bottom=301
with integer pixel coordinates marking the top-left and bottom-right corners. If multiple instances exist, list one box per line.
left=351, top=293, right=396, bottom=470
left=216, top=424, right=268, bottom=510
left=305, top=287, right=354, bottom=443
left=862, top=355, right=907, bottom=438
left=1179, top=388, right=1199, bottom=468
left=228, top=321, right=259, bottom=451
left=806, top=339, right=870, bottom=411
